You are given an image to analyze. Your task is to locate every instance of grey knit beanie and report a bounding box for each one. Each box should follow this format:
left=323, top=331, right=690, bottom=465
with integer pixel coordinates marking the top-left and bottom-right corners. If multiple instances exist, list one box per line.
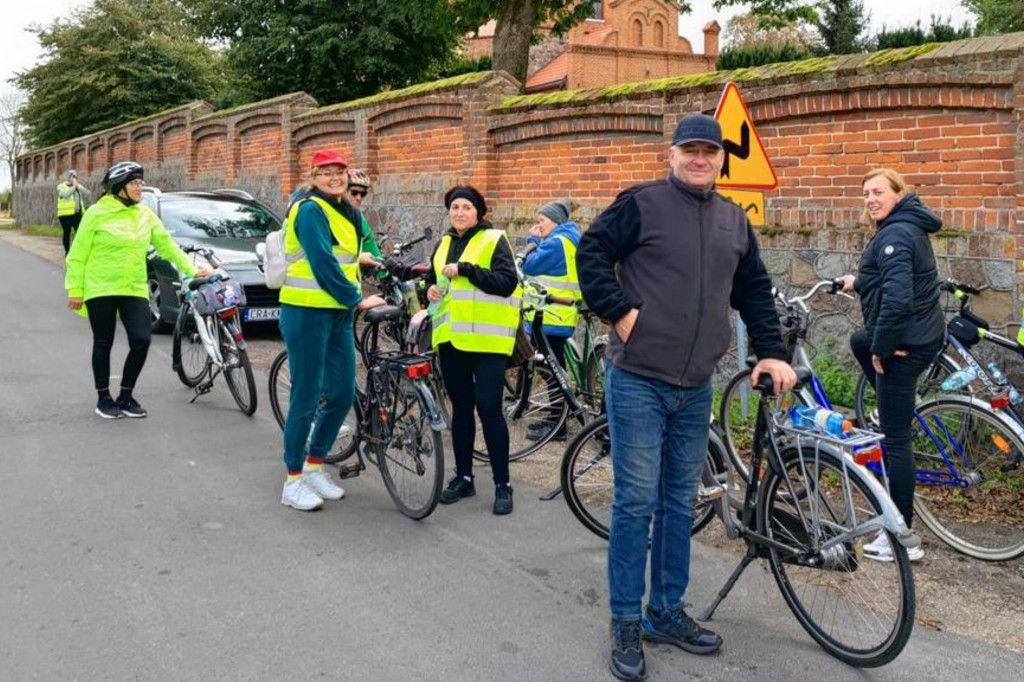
left=538, top=199, right=570, bottom=225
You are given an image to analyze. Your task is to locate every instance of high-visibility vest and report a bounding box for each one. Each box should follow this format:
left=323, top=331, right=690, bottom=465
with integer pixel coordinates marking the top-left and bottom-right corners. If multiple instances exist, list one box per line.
left=431, top=229, right=522, bottom=355
left=531, top=234, right=581, bottom=333
left=279, top=196, right=361, bottom=309
left=57, top=182, right=80, bottom=217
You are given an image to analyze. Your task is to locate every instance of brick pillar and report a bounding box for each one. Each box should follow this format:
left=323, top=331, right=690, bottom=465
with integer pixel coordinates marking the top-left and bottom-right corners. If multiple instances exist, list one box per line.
left=226, top=121, right=240, bottom=185
left=1012, top=56, right=1024, bottom=320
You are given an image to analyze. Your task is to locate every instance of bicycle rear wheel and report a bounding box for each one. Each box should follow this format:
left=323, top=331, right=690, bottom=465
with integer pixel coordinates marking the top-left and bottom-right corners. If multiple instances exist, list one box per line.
left=854, top=352, right=959, bottom=429
left=581, top=342, right=606, bottom=413
left=219, top=318, right=257, bottom=415
left=172, top=303, right=210, bottom=387
left=375, top=370, right=444, bottom=520
left=761, top=445, right=914, bottom=667
left=560, top=415, right=724, bottom=541
left=267, top=348, right=358, bottom=464
left=912, top=398, right=1024, bottom=561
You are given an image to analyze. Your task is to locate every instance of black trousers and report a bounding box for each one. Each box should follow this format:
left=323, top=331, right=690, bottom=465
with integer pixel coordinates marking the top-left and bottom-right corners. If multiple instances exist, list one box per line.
left=437, top=343, right=510, bottom=486
left=86, top=296, right=152, bottom=393
left=851, top=328, right=944, bottom=527
left=59, top=213, right=82, bottom=254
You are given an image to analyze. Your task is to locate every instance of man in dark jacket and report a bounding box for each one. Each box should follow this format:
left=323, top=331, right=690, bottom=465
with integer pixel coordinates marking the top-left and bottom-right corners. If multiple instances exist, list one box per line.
left=577, top=113, right=796, bottom=681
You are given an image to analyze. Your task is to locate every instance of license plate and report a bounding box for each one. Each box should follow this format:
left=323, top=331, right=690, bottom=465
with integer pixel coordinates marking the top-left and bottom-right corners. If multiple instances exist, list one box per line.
left=243, top=307, right=280, bottom=322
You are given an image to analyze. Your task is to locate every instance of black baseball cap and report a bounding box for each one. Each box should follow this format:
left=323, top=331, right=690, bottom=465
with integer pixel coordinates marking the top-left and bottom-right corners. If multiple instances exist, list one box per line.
left=671, top=114, right=723, bottom=149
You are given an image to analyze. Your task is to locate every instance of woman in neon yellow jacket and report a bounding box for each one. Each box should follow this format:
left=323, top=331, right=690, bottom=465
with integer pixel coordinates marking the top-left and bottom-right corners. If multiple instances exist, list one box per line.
left=65, top=162, right=197, bottom=420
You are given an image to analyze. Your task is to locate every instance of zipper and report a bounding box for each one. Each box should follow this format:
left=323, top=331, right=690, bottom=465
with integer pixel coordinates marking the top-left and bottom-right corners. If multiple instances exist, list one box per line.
left=680, top=199, right=705, bottom=382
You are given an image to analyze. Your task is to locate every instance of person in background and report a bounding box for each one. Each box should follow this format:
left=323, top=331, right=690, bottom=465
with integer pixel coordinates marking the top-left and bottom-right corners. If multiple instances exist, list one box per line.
left=57, top=169, right=91, bottom=255
left=65, top=162, right=196, bottom=419
left=346, top=169, right=384, bottom=268
left=838, top=168, right=945, bottom=563
left=425, top=185, right=520, bottom=515
left=521, top=198, right=582, bottom=442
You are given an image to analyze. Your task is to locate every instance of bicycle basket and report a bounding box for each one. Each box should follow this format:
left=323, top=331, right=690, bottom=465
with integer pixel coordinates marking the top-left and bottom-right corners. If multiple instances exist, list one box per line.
left=507, top=317, right=534, bottom=368
left=192, top=280, right=246, bottom=315
left=947, top=315, right=981, bottom=348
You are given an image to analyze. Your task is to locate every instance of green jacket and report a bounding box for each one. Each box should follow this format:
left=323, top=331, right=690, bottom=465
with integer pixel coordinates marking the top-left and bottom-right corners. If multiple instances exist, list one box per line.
left=65, top=195, right=196, bottom=301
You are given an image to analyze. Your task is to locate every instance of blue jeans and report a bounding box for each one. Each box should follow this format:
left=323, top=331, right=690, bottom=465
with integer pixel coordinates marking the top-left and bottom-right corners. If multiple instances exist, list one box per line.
left=605, top=363, right=713, bottom=620
left=280, top=303, right=357, bottom=473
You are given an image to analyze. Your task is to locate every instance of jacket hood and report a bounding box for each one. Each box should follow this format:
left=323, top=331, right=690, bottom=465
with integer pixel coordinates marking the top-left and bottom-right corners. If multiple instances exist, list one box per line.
left=550, top=221, right=581, bottom=247
left=879, top=193, right=942, bottom=235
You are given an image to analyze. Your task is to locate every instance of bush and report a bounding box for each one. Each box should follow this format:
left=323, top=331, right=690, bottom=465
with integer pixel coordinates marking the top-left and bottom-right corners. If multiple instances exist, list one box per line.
left=872, top=16, right=974, bottom=50
left=813, top=353, right=860, bottom=410
left=716, top=42, right=816, bottom=70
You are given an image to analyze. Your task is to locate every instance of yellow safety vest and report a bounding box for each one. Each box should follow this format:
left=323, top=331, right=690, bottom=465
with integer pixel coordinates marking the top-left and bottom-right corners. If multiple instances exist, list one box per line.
left=432, top=229, right=522, bottom=355
left=279, top=196, right=361, bottom=309
left=57, top=182, right=81, bottom=217
left=531, top=234, right=581, bottom=333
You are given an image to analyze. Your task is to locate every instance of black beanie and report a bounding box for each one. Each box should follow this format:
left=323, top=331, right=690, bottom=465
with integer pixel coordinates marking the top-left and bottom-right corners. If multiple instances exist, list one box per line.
left=444, top=185, right=487, bottom=219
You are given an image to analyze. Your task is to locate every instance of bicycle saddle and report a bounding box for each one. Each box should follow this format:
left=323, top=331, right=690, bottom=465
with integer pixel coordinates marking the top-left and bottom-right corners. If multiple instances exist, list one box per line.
left=364, top=305, right=404, bottom=324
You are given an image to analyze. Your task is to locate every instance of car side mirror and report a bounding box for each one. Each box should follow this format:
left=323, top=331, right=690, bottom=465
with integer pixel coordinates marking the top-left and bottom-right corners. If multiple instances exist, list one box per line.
left=255, top=242, right=266, bottom=263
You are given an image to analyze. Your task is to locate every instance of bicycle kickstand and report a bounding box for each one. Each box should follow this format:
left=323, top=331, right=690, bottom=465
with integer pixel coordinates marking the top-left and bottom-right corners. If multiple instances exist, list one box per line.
left=697, top=544, right=758, bottom=622
left=189, top=381, right=214, bottom=403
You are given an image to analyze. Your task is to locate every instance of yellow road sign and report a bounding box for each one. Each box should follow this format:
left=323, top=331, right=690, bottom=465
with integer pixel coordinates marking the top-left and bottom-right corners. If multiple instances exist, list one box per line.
left=718, top=189, right=765, bottom=226
left=714, top=83, right=778, bottom=190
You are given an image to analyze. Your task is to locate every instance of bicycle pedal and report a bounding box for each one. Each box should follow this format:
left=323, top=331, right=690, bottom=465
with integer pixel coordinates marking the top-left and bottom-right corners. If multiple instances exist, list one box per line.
left=338, top=463, right=365, bottom=480
left=698, top=485, right=726, bottom=502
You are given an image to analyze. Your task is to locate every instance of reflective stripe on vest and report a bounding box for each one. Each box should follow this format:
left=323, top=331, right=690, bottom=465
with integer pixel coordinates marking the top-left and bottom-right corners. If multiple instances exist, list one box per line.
left=279, top=196, right=361, bottom=309
left=431, top=229, right=522, bottom=355
left=536, top=234, right=581, bottom=332
left=57, top=183, right=78, bottom=217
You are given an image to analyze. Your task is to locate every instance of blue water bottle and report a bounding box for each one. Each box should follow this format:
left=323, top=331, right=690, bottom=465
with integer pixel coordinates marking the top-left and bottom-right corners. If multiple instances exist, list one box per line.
left=790, top=406, right=853, bottom=436
left=987, top=363, right=1022, bottom=405
left=941, top=368, right=976, bottom=392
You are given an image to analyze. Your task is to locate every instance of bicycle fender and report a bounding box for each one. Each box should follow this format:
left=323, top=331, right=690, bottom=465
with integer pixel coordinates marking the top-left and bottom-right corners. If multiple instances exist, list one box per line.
left=412, top=377, right=445, bottom=432
left=406, top=310, right=431, bottom=351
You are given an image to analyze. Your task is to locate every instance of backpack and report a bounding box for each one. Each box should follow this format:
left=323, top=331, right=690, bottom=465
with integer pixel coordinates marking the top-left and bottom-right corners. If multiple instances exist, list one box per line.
left=262, top=228, right=304, bottom=290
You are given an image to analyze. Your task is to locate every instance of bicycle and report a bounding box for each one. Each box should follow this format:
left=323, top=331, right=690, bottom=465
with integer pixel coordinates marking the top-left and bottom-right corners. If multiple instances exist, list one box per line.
left=563, top=304, right=607, bottom=414
left=171, top=245, right=257, bottom=415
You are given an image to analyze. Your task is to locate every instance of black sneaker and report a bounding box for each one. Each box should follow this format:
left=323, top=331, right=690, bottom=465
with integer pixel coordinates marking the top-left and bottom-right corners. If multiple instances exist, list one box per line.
left=439, top=476, right=475, bottom=505
left=493, top=484, right=513, bottom=515
left=641, top=604, right=722, bottom=655
left=95, top=396, right=123, bottom=420
left=526, top=421, right=567, bottom=442
left=609, top=618, right=646, bottom=681
left=116, top=396, right=148, bottom=419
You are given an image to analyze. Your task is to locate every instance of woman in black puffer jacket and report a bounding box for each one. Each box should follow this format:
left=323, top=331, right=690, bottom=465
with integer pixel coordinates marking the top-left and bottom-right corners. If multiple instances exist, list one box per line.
left=839, top=168, right=945, bottom=563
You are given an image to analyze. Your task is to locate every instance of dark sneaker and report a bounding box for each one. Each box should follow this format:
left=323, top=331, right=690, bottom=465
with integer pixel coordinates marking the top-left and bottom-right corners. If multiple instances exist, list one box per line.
left=609, top=618, right=646, bottom=681
left=493, top=484, right=514, bottom=515
left=642, top=604, right=722, bottom=655
left=526, top=421, right=567, bottom=442
left=116, top=396, right=148, bottom=418
left=439, top=476, right=475, bottom=505
left=95, top=396, right=123, bottom=420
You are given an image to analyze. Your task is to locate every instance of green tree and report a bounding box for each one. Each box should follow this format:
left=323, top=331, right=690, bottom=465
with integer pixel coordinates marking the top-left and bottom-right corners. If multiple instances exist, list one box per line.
left=962, top=0, right=1024, bottom=35
left=15, top=0, right=227, bottom=149
left=873, top=16, right=974, bottom=50
left=714, top=0, right=868, bottom=54
left=0, top=88, right=25, bottom=214
left=181, top=0, right=467, bottom=106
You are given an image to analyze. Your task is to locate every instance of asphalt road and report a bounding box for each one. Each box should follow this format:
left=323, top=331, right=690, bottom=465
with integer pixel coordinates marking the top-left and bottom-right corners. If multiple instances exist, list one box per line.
left=2, top=237, right=1022, bottom=681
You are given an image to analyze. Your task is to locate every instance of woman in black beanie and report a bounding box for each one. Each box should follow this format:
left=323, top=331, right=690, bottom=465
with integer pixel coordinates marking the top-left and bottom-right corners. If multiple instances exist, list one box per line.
left=425, top=185, right=520, bottom=514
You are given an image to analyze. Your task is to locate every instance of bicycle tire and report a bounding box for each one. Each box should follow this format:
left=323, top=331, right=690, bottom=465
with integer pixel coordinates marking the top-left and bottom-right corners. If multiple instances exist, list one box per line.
left=912, top=397, right=1024, bottom=561
left=473, top=363, right=570, bottom=463
left=582, top=342, right=606, bottom=413
left=267, top=348, right=358, bottom=464
left=172, top=302, right=210, bottom=387
left=760, top=445, right=915, bottom=667
left=853, top=352, right=960, bottom=429
left=376, top=372, right=444, bottom=520
left=560, top=415, right=726, bottom=541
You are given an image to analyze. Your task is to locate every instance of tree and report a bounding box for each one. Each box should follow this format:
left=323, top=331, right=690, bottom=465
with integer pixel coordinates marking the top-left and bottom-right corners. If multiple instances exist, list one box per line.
left=0, top=88, right=25, bottom=215
left=723, top=12, right=820, bottom=50
left=451, top=1, right=686, bottom=88
left=962, top=0, right=1024, bottom=35
left=714, top=1, right=867, bottom=54
left=15, top=0, right=227, bottom=149
left=181, top=0, right=468, bottom=106
left=872, top=16, right=974, bottom=50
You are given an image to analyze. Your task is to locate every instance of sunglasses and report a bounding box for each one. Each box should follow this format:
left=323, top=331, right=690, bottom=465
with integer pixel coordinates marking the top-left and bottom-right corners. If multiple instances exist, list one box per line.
left=349, top=189, right=368, bottom=198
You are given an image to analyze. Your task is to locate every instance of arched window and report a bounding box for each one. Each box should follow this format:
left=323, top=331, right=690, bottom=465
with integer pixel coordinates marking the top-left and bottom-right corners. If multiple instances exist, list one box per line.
left=632, top=19, right=643, bottom=46
left=653, top=20, right=665, bottom=48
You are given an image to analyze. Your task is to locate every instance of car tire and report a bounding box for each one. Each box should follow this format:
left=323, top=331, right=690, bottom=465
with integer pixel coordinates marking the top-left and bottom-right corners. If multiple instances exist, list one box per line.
left=149, top=272, right=173, bottom=334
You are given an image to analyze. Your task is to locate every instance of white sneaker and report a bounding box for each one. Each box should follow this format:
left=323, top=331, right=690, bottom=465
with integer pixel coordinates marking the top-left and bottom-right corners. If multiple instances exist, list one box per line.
left=281, top=478, right=324, bottom=511
left=863, top=530, right=924, bottom=562
left=303, top=469, right=345, bottom=501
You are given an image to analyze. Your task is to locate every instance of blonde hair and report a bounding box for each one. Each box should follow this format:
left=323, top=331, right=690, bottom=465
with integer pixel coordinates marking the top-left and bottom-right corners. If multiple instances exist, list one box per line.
left=861, top=168, right=910, bottom=225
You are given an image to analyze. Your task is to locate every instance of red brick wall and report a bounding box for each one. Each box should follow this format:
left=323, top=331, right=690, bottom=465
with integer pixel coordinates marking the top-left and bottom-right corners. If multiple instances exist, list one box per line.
left=108, top=137, right=128, bottom=164
left=161, top=125, right=188, bottom=160
left=194, top=132, right=228, bottom=177
left=376, top=119, right=463, bottom=177
left=134, top=131, right=156, bottom=165
left=239, top=123, right=282, bottom=172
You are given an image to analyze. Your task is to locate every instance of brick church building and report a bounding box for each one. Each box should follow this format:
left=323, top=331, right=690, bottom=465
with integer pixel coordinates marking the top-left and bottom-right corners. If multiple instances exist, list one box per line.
left=464, top=0, right=720, bottom=92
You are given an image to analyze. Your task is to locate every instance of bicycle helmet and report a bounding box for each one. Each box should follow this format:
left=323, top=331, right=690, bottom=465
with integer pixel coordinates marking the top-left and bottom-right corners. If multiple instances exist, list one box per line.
left=348, top=168, right=371, bottom=188
left=102, top=161, right=144, bottom=195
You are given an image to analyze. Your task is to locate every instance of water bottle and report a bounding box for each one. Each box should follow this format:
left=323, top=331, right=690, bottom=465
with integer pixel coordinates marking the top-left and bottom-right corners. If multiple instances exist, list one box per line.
left=987, top=363, right=1022, bottom=405
left=941, top=368, right=977, bottom=392
left=427, top=274, right=450, bottom=317
left=789, top=406, right=853, bottom=436
left=401, top=281, right=421, bottom=314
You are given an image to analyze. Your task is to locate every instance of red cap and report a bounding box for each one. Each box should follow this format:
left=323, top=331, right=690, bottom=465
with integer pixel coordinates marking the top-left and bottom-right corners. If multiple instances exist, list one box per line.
left=310, top=150, right=349, bottom=169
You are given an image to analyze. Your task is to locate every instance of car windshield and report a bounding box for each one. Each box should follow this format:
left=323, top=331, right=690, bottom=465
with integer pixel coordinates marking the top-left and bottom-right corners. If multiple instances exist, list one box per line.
left=160, top=196, right=279, bottom=239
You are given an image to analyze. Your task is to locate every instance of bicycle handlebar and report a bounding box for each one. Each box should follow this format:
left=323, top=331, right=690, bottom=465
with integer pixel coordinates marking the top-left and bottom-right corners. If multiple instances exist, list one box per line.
left=782, top=280, right=854, bottom=313
left=182, top=244, right=223, bottom=269
left=940, top=279, right=986, bottom=296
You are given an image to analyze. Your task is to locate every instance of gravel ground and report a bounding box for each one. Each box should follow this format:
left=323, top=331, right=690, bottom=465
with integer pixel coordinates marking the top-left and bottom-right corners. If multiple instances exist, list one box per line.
left=7, top=227, right=1024, bottom=655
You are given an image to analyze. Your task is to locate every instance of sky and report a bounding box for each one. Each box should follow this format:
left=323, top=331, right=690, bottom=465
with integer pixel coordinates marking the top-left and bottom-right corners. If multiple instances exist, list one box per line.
left=0, top=0, right=978, bottom=190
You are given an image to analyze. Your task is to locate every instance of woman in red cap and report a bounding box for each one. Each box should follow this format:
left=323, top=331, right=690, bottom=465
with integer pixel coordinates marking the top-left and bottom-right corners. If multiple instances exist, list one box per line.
left=278, top=150, right=384, bottom=511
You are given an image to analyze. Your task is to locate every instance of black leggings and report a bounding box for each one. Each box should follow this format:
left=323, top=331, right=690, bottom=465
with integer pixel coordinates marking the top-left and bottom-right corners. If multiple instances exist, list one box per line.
left=59, top=214, right=82, bottom=255
left=437, top=343, right=510, bottom=485
left=86, top=296, right=152, bottom=393
left=851, top=329, right=944, bottom=527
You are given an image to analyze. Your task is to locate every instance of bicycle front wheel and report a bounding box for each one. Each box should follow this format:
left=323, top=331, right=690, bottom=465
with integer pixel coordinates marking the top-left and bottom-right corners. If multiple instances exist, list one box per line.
left=172, top=303, right=210, bottom=387
left=376, top=371, right=444, bottom=520
left=219, top=319, right=257, bottom=416
left=761, top=445, right=915, bottom=667
left=912, top=398, right=1024, bottom=561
